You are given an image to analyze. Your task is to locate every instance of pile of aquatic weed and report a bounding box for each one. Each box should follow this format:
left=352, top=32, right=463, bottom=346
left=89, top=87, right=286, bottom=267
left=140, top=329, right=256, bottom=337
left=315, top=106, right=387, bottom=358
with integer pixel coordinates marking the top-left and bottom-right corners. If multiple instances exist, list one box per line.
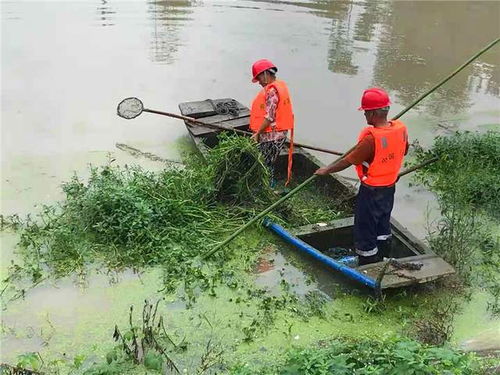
left=231, top=336, right=483, bottom=375
left=1, top=134, right=341, bottom=285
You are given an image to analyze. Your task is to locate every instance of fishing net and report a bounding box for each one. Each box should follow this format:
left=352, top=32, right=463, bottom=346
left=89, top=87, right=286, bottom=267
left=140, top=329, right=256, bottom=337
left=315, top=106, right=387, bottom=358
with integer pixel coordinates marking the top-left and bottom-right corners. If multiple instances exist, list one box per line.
left=117, top=97, right=144, bottom=119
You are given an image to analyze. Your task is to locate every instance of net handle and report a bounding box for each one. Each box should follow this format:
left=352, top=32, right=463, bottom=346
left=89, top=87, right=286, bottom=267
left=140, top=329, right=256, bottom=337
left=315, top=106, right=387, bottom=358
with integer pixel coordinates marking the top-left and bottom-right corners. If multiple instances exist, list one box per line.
left=117, top=100, right=345, bottom=156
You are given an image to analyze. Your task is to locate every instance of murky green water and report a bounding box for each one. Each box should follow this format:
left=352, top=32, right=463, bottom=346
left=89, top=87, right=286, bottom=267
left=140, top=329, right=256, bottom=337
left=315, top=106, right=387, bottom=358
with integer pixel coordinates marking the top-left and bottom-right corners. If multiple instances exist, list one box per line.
left=2, top=0, right=499, bottom=369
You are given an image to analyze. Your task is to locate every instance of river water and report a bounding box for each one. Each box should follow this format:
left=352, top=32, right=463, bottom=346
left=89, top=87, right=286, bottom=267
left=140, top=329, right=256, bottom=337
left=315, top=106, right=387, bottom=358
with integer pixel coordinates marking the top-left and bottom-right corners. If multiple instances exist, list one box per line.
left=1, top=0, right=499, bottom=367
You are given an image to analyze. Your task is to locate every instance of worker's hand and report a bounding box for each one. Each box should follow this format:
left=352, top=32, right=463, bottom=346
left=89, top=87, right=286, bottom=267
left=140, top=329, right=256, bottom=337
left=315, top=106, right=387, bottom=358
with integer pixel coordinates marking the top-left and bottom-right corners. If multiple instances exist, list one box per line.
left=250, top=133, right=260, bottom=143
left=314, top=167, right=330, bottom=176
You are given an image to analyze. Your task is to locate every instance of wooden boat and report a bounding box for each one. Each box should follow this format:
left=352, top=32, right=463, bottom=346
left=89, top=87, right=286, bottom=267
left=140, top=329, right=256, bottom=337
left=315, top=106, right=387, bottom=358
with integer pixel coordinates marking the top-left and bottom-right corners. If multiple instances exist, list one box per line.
left=179, top=98, right=455, bottom=290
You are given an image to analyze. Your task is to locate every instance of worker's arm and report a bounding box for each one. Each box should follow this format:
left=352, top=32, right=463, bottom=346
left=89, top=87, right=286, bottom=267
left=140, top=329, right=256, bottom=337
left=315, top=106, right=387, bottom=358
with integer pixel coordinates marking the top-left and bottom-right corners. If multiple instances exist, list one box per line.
left=251, top=119, right=272, bottom=142
left=315, top=158, right=352, bottom=175
left=315, top=135, right=374, bottom=176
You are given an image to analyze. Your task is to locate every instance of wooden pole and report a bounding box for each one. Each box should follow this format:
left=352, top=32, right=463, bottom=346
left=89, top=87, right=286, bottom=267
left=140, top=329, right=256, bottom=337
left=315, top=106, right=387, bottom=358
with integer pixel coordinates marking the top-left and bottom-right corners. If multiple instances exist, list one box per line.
left=143, top=109, right=343, bottom=156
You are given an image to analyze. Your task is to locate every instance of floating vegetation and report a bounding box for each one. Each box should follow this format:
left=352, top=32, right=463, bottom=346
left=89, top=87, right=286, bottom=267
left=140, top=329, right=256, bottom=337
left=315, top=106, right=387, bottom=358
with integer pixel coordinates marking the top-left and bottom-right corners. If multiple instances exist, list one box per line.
left=231, top=336, right=482, bottom=374
left=409, top=295, right=460, bottom=346
left=1, top=135, right=344, bottom=288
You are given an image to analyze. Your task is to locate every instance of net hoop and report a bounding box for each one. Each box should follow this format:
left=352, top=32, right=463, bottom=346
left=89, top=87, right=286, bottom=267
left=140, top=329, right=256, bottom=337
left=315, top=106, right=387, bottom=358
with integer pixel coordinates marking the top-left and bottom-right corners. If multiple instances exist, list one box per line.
left=117, top=97, right=144, bottom=119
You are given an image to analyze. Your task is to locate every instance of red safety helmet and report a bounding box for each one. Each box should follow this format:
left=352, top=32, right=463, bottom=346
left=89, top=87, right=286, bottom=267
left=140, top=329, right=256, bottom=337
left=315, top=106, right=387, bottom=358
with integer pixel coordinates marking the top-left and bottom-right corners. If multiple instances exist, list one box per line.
left=358, top=88, right=391, bottom=111
left=251, top=59, right=277, bottom=82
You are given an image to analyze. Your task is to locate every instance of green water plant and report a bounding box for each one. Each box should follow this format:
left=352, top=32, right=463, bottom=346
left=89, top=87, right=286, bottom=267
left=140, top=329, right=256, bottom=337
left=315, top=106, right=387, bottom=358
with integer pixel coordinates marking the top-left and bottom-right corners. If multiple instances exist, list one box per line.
left=231, top=336, right=482, bottom=374
left=413, top=130, right=500, bottom=218
left=413, top=131, right=500, bottom=313
left=2, top=134, right=344, bottom=290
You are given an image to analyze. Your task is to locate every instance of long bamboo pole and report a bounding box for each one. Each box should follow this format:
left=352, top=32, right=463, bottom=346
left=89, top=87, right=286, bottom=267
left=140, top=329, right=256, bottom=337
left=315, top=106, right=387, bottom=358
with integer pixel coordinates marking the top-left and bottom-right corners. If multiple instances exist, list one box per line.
left=340, top=156, right=439, bottom=182
left=202, top=38, right=500, bottom=259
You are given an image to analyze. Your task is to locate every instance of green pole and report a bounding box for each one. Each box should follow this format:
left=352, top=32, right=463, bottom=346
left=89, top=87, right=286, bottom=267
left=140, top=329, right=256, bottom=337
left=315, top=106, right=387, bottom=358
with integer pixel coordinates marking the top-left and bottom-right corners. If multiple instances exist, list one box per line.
left=203, top=37, right=500, bottom=259
left=392, top=37, right=499, bottom=120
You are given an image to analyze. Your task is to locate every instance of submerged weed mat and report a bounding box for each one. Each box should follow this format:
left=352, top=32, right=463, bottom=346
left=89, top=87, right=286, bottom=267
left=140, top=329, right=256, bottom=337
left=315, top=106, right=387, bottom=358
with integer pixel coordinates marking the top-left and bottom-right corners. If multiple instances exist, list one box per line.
left=1, top=134, right=342, bottom=284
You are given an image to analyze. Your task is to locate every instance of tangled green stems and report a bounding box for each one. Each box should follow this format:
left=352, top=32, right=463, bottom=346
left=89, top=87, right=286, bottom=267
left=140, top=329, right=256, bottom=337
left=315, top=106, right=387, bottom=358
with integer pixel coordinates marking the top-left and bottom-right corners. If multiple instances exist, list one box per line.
left=2, top=135, right=342, bottom=286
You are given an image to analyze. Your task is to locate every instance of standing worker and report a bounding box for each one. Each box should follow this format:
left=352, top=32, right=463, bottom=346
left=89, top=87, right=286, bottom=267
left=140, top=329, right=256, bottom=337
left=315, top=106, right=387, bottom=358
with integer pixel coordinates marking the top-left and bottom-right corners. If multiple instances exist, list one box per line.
left=315, top=88, right=408, bottom=265
left=249, top=59, right=295, bottom=187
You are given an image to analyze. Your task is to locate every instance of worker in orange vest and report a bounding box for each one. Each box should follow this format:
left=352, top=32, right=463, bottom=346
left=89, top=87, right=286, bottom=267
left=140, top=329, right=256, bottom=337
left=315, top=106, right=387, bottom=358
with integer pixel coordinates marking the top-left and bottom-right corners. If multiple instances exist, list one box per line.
left=315, top=88, right=408, bottom=265
left=249, top=59, right=295, bottom=187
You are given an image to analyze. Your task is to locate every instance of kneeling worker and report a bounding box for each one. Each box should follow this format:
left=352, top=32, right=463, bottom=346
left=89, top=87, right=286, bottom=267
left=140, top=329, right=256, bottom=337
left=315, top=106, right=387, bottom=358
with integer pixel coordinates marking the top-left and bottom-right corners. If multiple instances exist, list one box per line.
left=315, top=88, right=408, bottom=265
left=249, top=59, right=295, bottom=186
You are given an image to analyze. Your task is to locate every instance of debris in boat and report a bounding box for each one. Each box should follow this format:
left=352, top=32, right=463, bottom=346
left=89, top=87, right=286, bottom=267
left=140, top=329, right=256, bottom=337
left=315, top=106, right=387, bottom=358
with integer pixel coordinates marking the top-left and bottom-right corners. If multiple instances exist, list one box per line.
left=388, top=259, right=424, bottom=271
left=206, top=134, right=273, bottom=204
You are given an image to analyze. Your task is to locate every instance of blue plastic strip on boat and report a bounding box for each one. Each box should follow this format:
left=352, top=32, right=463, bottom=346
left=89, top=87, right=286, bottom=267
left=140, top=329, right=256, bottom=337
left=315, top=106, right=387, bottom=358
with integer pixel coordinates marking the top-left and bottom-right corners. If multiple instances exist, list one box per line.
left=263, top=219, right=378, bottom=289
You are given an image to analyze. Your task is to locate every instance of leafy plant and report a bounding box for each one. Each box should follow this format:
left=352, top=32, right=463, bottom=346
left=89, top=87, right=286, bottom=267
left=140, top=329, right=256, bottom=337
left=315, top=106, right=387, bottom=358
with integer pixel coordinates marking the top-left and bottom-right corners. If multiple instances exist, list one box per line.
left=3, top=134, right=347, bottom=293
left=413, top=131, right=500, bottom=218
left=413, top=131, right=500, bottom=312
left=232, top=336, right=482, bottom=374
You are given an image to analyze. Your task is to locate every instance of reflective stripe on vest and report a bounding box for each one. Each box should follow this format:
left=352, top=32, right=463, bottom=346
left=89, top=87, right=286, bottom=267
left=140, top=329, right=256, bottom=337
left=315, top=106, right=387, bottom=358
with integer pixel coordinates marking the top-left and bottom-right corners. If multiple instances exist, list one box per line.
left=249, top=79, right=294, bottom=133
left=355, top=120, right=408, bottom=186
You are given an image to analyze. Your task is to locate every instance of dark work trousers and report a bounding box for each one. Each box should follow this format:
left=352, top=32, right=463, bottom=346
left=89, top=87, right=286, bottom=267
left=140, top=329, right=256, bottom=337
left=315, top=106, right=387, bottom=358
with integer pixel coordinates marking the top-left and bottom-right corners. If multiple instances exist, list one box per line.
left=354, top=183, right=395, bottom=265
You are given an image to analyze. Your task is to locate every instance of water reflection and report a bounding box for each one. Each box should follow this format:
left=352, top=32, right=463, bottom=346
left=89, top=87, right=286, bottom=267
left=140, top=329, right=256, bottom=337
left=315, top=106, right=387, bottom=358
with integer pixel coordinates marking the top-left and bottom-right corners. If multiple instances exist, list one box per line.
left=96, top=0, right=115, bottom=27
left=258, top=0, right=499, bottom=115
left=324, top=2, right=358, bottom=75
left=372, top=1, right=500, bottom=115
left=147, top=0, right=195, bottom=64
left=469, top=62, right=499, bottom=97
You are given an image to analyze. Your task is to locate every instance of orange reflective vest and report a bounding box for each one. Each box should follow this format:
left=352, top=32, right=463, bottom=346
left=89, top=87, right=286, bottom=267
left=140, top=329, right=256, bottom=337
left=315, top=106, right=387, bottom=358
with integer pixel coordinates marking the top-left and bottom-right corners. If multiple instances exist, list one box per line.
left=355, top=120, right=408, bottom=187
left=250, top=79, right=295, bottom=185
left=249, top=79, right=294, bottom=133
